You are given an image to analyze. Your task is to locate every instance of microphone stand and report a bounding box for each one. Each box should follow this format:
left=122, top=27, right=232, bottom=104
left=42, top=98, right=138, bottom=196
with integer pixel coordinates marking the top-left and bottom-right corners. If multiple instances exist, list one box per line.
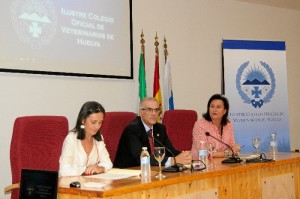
left=150, top=136, right=185, bottom=172
left=205, top=132, right=242, bottom=164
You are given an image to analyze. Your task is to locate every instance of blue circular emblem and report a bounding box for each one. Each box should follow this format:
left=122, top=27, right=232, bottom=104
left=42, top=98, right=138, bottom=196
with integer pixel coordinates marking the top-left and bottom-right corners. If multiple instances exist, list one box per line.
left=236, top=61, right=276, bottom=108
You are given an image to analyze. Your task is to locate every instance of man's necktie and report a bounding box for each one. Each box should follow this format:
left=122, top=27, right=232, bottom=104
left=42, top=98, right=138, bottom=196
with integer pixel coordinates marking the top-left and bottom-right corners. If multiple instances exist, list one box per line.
left=148, top=129, right=154, bottom=155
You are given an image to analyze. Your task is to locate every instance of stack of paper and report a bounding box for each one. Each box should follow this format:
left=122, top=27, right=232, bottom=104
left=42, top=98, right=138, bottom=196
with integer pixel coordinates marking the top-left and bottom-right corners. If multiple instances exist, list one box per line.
left=85, top=168, right=141, bottom=180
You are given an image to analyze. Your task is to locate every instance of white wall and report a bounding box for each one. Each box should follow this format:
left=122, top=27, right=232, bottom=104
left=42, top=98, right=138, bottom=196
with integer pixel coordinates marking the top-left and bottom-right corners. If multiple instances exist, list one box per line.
left=1, top=0, right=300, bottom=196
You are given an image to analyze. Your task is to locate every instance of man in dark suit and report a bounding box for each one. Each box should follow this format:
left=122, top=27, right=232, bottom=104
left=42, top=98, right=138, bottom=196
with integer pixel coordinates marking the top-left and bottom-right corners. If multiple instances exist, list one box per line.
left=114, top=97, right=192, bottom=168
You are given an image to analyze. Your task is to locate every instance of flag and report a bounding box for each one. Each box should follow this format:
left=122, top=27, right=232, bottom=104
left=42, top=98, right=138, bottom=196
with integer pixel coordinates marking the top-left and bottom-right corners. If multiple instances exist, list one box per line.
left=163, top=57, right=174, bottom=111
left=139, top=52, right=147, bottom=100
left=153, top=53, right=162, bottom=121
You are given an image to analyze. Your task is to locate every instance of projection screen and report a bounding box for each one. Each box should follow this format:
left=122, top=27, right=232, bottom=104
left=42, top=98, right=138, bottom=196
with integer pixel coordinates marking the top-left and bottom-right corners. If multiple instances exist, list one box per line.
left=0, top=0, right=133, bottom=79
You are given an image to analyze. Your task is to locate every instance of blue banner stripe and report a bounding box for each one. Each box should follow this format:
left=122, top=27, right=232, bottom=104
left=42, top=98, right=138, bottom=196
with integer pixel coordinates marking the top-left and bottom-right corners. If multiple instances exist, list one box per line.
left=223, top=40, right=285, bottom=50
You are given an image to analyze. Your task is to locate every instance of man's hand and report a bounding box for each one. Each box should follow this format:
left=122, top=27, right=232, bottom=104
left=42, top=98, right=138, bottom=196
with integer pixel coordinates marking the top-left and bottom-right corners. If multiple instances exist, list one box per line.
left=171, top=151, right=193, bottom=165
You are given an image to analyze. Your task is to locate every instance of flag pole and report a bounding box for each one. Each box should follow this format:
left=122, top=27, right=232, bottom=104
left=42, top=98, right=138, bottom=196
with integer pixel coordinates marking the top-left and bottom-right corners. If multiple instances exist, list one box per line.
left=141, top=30, right=145, bottom=65
left=163, top=36, right=174, bottom=111
left=164, top=36, right=168, bottom=64
left=154, top=32, right=159, bottom=56
left=138, top=30, right=147, bottom=107
left=153, top=32, right=162, bottom=122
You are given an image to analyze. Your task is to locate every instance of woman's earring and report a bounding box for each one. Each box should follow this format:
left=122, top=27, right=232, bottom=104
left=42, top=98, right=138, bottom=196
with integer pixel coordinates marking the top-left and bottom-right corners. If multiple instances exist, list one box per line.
left=80, top=124, right=85, bottom=129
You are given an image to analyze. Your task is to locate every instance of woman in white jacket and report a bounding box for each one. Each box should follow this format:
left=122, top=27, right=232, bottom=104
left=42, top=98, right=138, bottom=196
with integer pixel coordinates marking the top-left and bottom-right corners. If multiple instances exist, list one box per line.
left=59, top=101, right=113, bottom=177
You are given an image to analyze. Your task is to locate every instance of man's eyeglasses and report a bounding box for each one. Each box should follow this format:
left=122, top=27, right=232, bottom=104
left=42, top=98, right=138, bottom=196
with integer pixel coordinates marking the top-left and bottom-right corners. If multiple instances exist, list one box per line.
left=141, top=108, right=161, bottom=113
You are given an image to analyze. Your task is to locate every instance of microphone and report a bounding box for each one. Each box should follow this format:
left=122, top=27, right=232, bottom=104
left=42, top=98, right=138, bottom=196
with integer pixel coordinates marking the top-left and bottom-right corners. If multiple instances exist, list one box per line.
left=147, top=131, right=185, bottom=172
left=205, top=132, right=241, bottom=164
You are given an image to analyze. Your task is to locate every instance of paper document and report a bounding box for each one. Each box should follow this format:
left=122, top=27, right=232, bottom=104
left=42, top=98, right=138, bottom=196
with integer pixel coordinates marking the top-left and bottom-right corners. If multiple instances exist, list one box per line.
left=86, top=168, right=141, bottom=180
left=83, top=182, right=106, bottom=188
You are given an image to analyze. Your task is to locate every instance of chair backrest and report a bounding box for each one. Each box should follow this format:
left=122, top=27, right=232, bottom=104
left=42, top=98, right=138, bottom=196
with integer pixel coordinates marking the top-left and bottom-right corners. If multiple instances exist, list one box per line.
left=101, top=112, right=136, bottom=163
left=10, top=116, right=68, bottom=199
left=162, top=110, right=198, bottom=151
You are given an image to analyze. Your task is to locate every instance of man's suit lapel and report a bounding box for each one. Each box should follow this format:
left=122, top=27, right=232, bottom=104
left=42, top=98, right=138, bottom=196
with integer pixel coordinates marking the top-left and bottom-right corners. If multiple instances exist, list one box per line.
left=136, top=116, right=150, bottom=146
left=153, top=124, right=164, bottom=146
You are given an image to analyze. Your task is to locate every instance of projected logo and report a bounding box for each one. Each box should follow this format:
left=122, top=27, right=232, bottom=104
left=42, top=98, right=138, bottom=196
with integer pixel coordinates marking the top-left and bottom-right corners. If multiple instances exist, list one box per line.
left=236, top=61, right=276, bottom=108
left=11, top=0, right=57, bottom=49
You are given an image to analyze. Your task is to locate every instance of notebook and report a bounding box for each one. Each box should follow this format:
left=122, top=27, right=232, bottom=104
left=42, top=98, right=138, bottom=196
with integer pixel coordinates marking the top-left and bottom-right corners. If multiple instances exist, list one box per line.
left=19, top=169, right=58, bottom=199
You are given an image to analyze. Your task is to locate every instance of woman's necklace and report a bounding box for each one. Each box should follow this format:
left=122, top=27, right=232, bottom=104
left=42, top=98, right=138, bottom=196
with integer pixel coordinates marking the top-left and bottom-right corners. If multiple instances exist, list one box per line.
left=213, top=122, right=223, bottom=138
left=82, top=138, right=94, bottom=156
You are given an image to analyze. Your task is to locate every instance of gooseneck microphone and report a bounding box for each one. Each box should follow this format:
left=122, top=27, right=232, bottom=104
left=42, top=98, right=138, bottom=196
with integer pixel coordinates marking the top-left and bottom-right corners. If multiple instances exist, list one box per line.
left=205, top=132, right=241, bottom=164
left=147, top=131, right=184, bottom=172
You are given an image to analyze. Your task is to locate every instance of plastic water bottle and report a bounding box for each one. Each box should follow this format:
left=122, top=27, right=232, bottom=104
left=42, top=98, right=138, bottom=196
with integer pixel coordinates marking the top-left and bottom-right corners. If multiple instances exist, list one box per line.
left=270, top=133, right=278, bottom=156
left=140, top=147, right=151, bottom=179
left=198, top=141, right=207, bottom=164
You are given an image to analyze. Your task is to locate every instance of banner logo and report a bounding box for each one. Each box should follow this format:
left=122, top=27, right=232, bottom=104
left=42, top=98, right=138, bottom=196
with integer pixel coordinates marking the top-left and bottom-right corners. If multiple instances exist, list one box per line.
left=11, top=0, right=57, bottom=49
left=236, top=61, right=276, bottom=108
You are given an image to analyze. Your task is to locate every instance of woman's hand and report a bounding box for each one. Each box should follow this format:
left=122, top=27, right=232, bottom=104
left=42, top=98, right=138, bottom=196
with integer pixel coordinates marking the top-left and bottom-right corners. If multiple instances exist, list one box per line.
left=232, top=144, right=241, bottom=154
left=84, top=165, right=105, bottom=175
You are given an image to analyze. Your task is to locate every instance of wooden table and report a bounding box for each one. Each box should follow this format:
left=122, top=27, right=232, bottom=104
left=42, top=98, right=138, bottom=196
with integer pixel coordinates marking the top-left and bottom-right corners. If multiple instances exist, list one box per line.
left=58, top=152, right=300, bottom=199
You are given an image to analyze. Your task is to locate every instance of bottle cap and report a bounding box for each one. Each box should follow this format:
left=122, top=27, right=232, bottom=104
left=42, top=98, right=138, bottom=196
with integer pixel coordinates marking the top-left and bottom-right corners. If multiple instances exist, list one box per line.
left=142, top=147, right=147, bottom=150
left=271, top=133, right=276, bottom=137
